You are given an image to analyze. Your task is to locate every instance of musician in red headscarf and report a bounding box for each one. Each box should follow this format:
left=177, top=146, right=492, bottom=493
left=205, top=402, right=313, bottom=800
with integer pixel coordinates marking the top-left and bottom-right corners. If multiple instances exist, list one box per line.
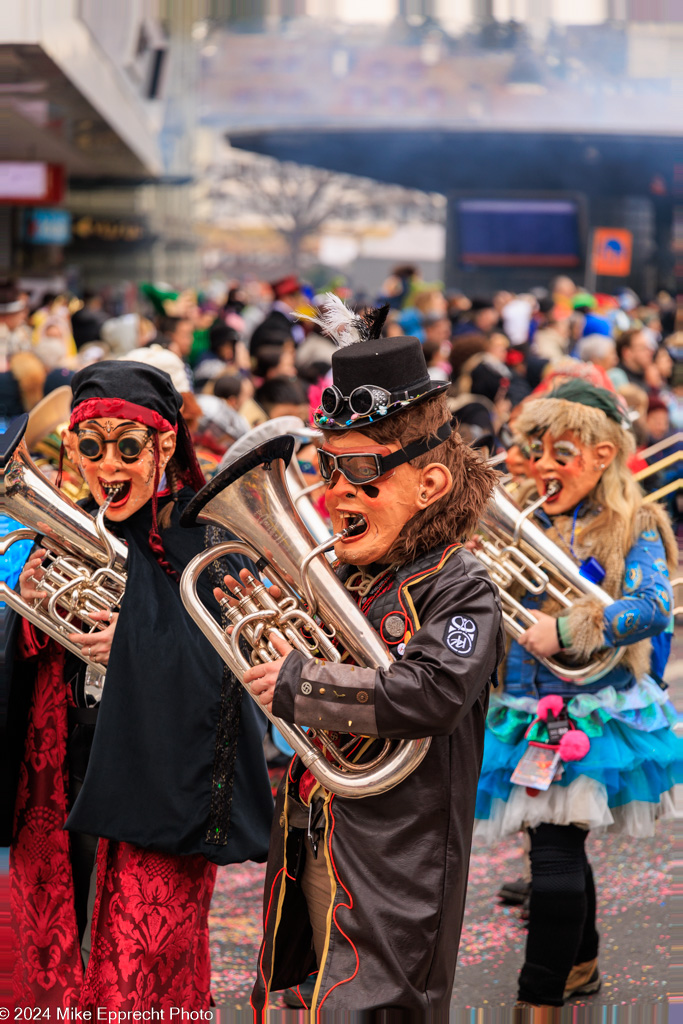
left=8, top=361, right=272, bottom=1011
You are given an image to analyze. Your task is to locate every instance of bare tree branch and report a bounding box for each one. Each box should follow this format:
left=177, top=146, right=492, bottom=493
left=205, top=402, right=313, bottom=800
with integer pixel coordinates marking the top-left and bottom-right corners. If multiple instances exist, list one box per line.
left=207, top=151, right=445, bottom=269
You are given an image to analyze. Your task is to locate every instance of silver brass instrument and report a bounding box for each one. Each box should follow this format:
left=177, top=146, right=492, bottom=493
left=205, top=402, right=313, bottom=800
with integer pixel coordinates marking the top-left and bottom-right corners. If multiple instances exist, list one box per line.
left=472, top=480, right=625, bottom=685
left=220, top=415, right=332, bottom=549
left=180, top=436, right=430, bottom=799
left=0, top=415, right=128, bottom=678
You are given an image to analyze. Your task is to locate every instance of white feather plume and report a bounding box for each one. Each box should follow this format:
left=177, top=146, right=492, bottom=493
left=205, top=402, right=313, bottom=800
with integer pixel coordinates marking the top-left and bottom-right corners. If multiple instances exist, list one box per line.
left=298, top=292, right=367, bottom=347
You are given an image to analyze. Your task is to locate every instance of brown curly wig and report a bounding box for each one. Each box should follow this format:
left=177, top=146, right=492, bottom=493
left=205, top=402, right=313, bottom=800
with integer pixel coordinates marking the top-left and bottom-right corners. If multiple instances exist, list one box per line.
left=322, top=393, right=498, bottom=566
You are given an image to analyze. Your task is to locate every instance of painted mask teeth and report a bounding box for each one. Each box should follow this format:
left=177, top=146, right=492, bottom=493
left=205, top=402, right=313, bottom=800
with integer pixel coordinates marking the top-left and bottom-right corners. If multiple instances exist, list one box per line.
left=101, top=481, right=125, bottom=500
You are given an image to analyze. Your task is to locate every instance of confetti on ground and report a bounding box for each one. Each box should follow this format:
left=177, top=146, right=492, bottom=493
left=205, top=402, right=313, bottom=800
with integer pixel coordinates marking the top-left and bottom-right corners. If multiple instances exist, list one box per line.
left=209, top=828, right=671, bottom=1008
left=210, top=586, right=680, bottom=1010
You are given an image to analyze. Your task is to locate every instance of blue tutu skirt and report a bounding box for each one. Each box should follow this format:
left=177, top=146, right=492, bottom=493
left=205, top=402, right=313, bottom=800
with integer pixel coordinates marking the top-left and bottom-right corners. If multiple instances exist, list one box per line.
left=475, top=675, right=683, bottom=840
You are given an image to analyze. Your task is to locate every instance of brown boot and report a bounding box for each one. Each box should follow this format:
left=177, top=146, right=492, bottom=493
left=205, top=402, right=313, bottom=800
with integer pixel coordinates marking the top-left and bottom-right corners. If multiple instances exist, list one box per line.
left=563, top=958, right=601, bottom=999
left=513, top=1003, right=561, bottom=1023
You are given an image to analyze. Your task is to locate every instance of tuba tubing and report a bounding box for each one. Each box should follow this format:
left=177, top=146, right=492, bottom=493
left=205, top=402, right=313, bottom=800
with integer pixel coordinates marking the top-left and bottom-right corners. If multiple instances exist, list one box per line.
left=179, top=435, right=431, bottom=800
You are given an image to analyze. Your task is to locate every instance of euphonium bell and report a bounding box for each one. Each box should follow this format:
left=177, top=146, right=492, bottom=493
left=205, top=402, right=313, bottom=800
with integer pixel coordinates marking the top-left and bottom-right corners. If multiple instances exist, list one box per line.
left=179, top=436, right=431, bottom=799
left=0, top=414, right=127, bottom=678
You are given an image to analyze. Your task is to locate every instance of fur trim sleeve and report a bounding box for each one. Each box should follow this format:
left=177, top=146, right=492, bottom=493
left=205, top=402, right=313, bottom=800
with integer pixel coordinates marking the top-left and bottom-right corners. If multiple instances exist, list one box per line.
left=564, top=596, right=606, bottom=660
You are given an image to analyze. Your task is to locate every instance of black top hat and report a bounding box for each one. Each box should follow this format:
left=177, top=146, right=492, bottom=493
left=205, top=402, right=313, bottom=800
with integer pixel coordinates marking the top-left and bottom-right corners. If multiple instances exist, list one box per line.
left=313, top=335, right=448, bottom=431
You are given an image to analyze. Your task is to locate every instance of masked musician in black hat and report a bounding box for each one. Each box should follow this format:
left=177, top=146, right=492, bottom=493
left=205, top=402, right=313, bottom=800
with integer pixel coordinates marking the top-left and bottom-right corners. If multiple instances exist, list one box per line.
left=219, top=297, right=505, bottom=1015
left=9, top=361, right=273, bottom=1011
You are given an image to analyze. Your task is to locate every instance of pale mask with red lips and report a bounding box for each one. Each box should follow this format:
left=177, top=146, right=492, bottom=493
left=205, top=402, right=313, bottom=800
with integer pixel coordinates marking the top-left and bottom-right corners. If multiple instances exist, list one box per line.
left=322, top=431, right=453, bottom=566
left=64, top=417, right=176, bottom=521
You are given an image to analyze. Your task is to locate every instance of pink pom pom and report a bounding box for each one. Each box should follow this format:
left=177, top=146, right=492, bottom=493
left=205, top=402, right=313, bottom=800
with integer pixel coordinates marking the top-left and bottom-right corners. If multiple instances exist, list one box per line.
left=536, top=695, right=565, bottom=721
left=559, top=730, right=590, bottom=762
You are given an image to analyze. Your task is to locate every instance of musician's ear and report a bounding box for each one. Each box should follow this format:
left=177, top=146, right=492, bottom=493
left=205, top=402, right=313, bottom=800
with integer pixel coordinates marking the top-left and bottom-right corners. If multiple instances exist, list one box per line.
left=62, top=428, right=79, bottom=464
left=159, top=429, right=177, bottom=466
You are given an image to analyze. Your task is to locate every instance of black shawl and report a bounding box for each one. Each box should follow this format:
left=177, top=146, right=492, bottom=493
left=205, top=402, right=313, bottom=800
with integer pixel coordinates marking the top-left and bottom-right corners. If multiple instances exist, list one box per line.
left=64, top=487, right=273, bottom=864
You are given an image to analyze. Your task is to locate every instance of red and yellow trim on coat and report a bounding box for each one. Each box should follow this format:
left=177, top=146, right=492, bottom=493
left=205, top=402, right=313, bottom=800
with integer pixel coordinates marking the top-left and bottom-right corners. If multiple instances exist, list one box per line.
left=257, top=542, right=463, bottom=1017
left=397, top=542, right=463, bottom=637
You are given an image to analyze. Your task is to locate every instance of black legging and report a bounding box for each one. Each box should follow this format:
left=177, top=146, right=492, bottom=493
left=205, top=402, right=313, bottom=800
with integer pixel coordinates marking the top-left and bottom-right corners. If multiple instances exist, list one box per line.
left=518, top=823, right=599, bottom=1006
left=67, top=708, right=99, bottom=945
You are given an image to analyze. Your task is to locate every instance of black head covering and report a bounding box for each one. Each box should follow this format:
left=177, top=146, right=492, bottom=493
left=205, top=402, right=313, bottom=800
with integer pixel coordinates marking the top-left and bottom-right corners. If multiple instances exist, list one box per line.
left=70, top=360, right=182, bottom=431
left=314, top=336, right=448, bottom=431
left=68, top=359, right=204, bottom=491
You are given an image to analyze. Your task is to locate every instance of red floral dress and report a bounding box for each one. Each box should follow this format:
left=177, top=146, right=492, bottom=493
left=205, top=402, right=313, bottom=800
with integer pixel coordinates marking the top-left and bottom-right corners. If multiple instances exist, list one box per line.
left=11, top=624, right=216, bottom=1011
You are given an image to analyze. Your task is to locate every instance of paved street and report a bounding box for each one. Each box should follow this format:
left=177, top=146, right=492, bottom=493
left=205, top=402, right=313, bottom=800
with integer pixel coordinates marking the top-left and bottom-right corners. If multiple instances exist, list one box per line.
left=209, top=576, right=682, bottom=1015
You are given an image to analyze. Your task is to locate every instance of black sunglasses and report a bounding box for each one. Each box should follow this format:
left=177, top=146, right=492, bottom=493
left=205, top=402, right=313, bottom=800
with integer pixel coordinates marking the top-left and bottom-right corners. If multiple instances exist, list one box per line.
left=77, top=428, right=153, bottom=464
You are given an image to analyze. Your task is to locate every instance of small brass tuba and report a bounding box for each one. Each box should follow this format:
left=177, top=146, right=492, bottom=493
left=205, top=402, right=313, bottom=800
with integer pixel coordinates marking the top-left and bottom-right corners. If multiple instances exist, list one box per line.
left=0, top=415, right=127, bottom=679
left=472, top=481, right=625, bottom=685
left=179, top=436, right=431, bottom=800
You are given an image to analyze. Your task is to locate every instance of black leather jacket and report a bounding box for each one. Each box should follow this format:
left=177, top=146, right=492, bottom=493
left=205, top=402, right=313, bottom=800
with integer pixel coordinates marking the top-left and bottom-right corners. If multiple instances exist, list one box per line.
left=252, top=544, right=504, bottom=1016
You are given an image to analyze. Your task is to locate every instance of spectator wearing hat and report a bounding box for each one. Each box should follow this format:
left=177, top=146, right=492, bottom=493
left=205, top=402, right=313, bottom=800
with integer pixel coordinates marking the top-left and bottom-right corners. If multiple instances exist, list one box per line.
left=0, top=279, right=32, bottom=371
left=250, top=276, right=305, bottom=353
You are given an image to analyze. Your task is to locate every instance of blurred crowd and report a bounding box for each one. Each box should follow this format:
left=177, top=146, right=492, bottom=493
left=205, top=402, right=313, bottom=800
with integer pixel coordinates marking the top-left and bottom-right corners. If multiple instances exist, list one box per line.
left=1, top=268, right=681, bottom=528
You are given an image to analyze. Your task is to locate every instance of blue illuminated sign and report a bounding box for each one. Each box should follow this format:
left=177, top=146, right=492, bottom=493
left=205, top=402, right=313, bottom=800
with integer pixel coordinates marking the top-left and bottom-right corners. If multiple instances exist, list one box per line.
left=23, top=208, right=72, bottom=245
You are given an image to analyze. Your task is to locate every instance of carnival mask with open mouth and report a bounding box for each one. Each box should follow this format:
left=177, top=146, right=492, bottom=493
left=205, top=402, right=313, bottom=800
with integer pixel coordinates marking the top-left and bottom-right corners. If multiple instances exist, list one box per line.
left=321, top=433, right=431, bottom=565
left=65, top=417, right=176, bottom=521
left=525, top=429, right=612, bottom=517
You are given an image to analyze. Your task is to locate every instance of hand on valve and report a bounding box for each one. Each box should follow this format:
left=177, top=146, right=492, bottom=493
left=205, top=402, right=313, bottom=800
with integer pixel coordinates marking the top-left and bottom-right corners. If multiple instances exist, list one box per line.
left=214, top=567, right=294, bottom=714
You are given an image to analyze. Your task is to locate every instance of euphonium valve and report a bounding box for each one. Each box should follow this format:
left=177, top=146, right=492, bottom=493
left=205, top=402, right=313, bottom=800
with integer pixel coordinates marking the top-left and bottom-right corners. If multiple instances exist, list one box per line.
left=0, top=414, right=127, bottom=677
left=179, top=436, right=431, bottom=799
left=472, top=480, right=625, bottom=685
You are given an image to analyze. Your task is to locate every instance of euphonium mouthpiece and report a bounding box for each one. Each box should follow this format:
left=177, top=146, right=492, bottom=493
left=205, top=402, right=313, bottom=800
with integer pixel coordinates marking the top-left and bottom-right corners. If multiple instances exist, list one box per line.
left=341, top=514, right=367, bottom=538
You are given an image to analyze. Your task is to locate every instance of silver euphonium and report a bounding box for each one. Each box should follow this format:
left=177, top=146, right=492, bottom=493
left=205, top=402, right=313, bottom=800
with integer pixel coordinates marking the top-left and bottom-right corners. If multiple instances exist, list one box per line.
left=180, top=436, right=431, bottom=799
left=0, top=415, right=128, bottom=678
left=472, top=477, right=625, bottom=685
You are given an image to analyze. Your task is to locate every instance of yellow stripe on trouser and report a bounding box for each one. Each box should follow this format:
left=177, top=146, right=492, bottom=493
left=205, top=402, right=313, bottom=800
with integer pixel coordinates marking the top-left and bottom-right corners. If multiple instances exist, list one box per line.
left=263, top=800, right=290, bottom=1015
left=310, top=793, right=335, bottom=1020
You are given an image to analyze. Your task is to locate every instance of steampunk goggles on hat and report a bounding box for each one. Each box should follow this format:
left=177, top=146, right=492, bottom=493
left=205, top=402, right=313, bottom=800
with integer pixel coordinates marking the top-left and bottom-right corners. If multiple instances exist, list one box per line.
left=320, top=383, right=416, bottom=419
left=317, top=419, right=452, bottom=485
